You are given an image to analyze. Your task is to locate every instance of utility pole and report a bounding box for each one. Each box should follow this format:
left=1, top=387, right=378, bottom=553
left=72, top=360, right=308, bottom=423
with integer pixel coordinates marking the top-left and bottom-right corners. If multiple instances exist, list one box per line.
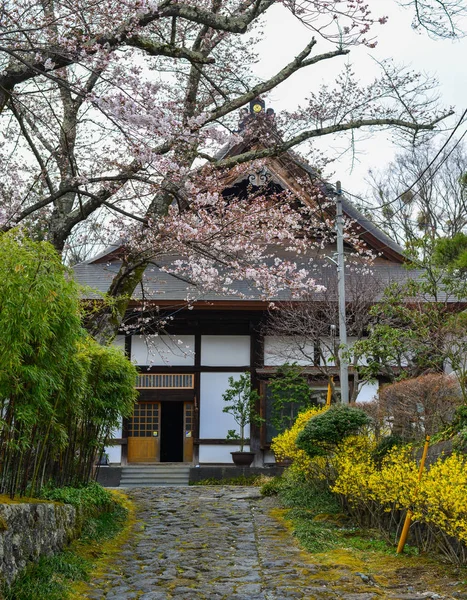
left=335, top=181, right=349, bottom=404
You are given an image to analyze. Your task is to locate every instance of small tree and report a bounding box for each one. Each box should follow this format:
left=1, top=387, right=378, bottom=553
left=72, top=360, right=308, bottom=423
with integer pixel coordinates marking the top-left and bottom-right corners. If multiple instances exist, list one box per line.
left=222, top=374, right=262, bottom=452
left=267, top=364, right=315, bottom=434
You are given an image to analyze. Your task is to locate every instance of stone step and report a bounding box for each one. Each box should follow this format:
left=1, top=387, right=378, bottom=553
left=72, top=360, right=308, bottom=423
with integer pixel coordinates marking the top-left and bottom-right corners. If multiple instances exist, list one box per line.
left=122, top=465, right=191, bottom=470
left=121, top=472, right=189, bottom=478
left=121, top=483, right=188, bottom=488
left=121, top=476, right=189, bottom=483
left=120, top=464, right=191, bottom=486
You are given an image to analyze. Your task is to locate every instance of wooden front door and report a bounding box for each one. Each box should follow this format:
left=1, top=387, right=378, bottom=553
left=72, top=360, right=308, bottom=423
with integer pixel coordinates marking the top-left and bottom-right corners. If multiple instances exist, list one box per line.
left=183, top=401, right=194, bottom=462
left=127, top=402, right=160, bottom=462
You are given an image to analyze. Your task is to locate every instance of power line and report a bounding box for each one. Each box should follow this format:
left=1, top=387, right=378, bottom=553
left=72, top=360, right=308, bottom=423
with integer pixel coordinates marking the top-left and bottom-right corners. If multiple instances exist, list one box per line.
left=343, top=108, right=467, bottom=213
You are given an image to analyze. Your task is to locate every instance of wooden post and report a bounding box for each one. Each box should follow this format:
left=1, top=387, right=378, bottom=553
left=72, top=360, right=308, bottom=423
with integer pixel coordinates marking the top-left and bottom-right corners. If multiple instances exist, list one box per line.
left=396, top=435, right=430, bottom=554
left=326, top=377, right=333, bottom=406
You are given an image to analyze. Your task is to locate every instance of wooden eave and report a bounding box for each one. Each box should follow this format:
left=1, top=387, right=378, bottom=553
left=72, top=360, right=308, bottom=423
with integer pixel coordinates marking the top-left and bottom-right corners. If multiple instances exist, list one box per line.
left=218, top=140, right=405, bottom=264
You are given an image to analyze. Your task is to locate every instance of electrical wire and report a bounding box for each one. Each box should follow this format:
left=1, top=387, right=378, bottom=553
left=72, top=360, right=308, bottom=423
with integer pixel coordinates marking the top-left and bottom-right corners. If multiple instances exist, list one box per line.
left=342, top=108, right=467, bottom=213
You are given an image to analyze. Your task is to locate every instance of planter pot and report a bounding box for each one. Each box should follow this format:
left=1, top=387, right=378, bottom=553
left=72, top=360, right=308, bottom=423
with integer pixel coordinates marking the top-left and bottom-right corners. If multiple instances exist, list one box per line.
left=230, top=451, right=255, bottom=467
left=273, top=454, right=292, bottom=467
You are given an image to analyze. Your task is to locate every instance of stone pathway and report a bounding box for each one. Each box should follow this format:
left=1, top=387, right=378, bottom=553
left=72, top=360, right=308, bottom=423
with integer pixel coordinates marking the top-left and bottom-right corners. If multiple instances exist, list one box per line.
left=84, top=487, right=466, bottom=600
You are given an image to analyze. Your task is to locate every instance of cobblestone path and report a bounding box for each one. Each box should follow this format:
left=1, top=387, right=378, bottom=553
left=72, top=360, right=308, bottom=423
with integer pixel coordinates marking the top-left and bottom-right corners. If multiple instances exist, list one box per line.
left=84, top=487, right=464, bottom=600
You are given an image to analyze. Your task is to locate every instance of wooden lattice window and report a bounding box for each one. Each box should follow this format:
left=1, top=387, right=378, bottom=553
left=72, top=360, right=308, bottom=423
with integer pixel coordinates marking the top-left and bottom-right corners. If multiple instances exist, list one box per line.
left=135, top=373, right=194, bottom=389
left=184, top=403, right=194, bottom=436
left=128, top=402, right=159, bottom=437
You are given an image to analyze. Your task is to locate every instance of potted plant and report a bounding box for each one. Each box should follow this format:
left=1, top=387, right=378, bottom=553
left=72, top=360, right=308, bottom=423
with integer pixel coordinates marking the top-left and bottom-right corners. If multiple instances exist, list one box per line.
left=222, top=373, right=263, bottom=466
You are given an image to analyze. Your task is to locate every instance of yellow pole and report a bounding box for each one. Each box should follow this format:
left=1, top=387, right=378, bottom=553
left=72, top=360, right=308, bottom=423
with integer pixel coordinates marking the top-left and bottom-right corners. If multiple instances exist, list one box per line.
left=326, top=377, right=333, bottom=406
left=396, top=435, right=430, bottom=554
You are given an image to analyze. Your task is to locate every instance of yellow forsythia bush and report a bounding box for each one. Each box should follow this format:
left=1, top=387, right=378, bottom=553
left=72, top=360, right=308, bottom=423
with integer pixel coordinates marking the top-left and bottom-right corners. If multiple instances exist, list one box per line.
left=271, top=402, right=467, bottom=557
left=333, top=443, right=420, bottom=510
left=271, top=405, right=328, bottom=473
left=414, top=453, right=467, bottom=544
left=333, top=441, right=467, bottom=552
left=330, top=436, right=376, bottom=501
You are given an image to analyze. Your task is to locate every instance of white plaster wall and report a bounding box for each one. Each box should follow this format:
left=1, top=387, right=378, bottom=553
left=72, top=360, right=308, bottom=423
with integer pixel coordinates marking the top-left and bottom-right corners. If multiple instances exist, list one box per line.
left=355, top=381, right=378, bottom=403
left=319, top=337, right=336, bottom=366
left=199, top=372, right=250, bottom=439
left=106, top=444, right=122, bottom=464
left=199, top=444, right=250, bottom=463
left=201, top=336, right=250, bottom=366
left=264, top=336, right=315, bottom=366
left=131, top=335, right=195, bottom=366
left=105, top=422, right=123, bottom=464
left=113, top=335, right=125, bottom=350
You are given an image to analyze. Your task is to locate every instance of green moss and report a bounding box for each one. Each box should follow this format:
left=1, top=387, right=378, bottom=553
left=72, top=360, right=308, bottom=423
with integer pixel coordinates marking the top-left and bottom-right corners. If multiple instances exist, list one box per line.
left=190, top=475, right=265, bottom=486
left=2, top=488, right=131, bottom=600
left=0, top=516, right=8, bottom=532
left=271, top=473, right=467, bottom=596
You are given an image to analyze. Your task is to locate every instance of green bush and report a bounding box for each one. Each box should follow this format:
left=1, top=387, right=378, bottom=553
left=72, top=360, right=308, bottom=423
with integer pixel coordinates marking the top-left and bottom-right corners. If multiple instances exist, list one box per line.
left=41, top=482, right=113, bottom=514
left=296, top=404, right=371, bottom=458
left=260, top=476, right=284, bottom=496
left=267, top=364, right=315, bottom=433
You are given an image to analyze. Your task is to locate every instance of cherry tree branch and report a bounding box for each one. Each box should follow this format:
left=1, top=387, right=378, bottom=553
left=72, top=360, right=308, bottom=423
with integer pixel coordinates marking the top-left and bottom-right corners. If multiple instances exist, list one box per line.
left=0, top=1, right=275, bottom=111
left=207, top=42, right=349, bottom=123
left=201, top=113, right=455, bottom=169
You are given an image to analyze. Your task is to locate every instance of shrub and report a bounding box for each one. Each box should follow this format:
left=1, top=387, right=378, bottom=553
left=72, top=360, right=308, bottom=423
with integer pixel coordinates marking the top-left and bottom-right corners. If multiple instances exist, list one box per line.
left=222, top=373, right=262, bottom=452
left=270, top=405, right=328, bottom=467
left=296, top=405, right=371, bottom=458
left=41, top=482, right=114, bottom=512
left=373, top=374, right=462, bottom=441
left=260, top=476, right=284, bottom=496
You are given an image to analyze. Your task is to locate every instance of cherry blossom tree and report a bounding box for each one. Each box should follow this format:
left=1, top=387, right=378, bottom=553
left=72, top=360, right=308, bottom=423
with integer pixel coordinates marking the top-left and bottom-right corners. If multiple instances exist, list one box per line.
left=0, top=0, right=454, bottom=342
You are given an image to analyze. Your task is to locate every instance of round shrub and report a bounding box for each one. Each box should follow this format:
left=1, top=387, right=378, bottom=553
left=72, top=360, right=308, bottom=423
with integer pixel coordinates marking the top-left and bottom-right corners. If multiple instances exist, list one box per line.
left=296, top=404, right=371, bottom=458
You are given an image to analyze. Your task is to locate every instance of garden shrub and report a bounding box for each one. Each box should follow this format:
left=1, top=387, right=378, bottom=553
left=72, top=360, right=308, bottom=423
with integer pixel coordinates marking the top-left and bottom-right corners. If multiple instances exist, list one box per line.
left=273, top=400, right=467, bottom=563
left=41, top=482, right=114, bottom=512
left=371, top=374, right=462, bottom=441
left=267, top=364, right=317, bottom=433
left=270, top=405, right=328, bottom=474
left=296, top=404, right=371, bottom=458
left=332, top=441, right=467, bottom=563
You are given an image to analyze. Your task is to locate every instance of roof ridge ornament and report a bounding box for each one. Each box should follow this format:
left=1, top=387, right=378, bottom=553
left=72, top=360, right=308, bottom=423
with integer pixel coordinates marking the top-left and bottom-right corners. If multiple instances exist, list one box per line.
left=238, top=97, right=275, bottom=131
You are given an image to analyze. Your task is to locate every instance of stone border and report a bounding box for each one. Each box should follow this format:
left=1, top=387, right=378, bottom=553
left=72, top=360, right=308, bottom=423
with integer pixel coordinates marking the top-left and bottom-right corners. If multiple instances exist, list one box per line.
left=0, top=502, right=77, bottom=585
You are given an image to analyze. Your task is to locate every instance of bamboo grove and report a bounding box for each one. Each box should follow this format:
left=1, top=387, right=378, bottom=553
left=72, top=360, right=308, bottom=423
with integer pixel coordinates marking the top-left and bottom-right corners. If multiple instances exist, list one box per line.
left=0, top=232, right=137, bottom=498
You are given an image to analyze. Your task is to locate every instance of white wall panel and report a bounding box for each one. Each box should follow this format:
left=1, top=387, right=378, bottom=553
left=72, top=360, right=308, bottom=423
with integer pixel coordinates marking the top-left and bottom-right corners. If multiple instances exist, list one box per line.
left=264, top=336, right=315, bottom=366
left=199, top=372, right=250, bottom=439
left=355, top=381, right=378, bottom=403
left=199, top=444, right=250, bottom=463
left=131, top=335, right=195, bottom=366
left=106, top=445, right=122, bottom=464
left=105, top=423, right=123, bottom=464
left=113, top=335, right=125, bottom=350
left=201, top=335, right=250, bottom=366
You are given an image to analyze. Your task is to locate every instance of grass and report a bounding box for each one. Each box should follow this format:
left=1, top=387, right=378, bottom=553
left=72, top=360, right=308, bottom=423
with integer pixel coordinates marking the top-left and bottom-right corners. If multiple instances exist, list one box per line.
left=2, top=485, right=131, bottom=600
left=189, top=474, right=271, bottom=486
left=262, top=472, right=420, bottom=555
left=263, top=471, right=467, bottom=596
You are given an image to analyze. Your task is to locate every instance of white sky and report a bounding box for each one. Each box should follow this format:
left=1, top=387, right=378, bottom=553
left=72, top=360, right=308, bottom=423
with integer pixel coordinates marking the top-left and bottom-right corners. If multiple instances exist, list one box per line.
left=254, top=2, right=467, bottom=200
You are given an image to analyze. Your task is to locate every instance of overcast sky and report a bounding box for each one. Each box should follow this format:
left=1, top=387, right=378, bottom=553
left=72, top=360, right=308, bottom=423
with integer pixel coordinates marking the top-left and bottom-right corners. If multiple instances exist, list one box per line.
left=254, top=2, right=467, bottom=200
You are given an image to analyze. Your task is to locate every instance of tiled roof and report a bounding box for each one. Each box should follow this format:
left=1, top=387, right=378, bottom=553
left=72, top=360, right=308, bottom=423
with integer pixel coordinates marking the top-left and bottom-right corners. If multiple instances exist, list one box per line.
left=74, top=255, right=448, bottom=303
